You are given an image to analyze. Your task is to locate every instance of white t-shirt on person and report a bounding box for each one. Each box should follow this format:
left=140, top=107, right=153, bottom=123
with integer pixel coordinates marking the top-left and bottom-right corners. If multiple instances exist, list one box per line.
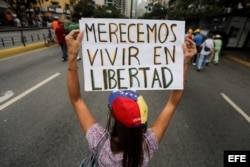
left=200, top=38, right=214, bottom=55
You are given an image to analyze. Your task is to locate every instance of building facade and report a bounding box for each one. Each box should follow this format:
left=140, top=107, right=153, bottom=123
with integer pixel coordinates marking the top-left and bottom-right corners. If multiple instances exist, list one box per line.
left=35, top=0, right=76, bottom=20
left=105, top=0, right=131, bottom=18
left=1, top=0, right=76, bottom=21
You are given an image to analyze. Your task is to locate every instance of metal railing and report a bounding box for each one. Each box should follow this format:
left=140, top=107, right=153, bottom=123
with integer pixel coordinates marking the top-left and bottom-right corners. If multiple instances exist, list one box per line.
left=0, top=27, right=56, bottom=49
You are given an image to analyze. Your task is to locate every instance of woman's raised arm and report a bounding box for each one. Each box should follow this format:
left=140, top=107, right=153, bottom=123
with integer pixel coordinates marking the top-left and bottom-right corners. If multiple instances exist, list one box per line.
left=66, top=30, right=96, bottom=133
left=150, top=38, right=197, bottom=142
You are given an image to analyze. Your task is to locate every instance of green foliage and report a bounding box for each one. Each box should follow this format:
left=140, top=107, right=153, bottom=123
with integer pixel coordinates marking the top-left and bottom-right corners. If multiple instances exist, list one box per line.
left=73, top=0, right=124, bottom=18
left=142, top=0, right=249, bottom=20
left=142, top=4, right=167, bottom=19
left=167, top=0, right=248, bottom=20
left=94, top=5, right=124, bottom=18
left=73, top=0, right=95, bottom=18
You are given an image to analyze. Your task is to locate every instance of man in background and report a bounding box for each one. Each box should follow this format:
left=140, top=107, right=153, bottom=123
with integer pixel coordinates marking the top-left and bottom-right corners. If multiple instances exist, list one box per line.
left=193, top=29, right=204, bottom=65
left=55, top=21, right=68, bottom=62
left=52, top=17, right=59, bottom=32
left=64, top=16, right=71, bottom=34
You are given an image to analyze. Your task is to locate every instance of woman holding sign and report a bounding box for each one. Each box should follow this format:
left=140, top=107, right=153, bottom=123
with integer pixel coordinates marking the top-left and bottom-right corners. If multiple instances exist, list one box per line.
left=66, top=30, right=197, bottom=167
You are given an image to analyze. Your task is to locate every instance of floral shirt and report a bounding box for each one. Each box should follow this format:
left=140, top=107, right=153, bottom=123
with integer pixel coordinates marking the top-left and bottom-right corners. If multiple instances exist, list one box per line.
left=86, top=123, right=158, bottom=167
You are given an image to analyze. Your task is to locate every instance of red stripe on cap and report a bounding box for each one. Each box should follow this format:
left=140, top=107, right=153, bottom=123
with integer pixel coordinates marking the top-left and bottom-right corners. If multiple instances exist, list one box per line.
left=112, top=97, right=141, bottom=127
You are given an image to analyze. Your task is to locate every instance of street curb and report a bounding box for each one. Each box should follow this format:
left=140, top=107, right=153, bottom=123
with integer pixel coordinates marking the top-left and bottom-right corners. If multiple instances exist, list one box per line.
left=224, top=54, right=250, bottom=68
left=0, top=42, right=46, bottom=59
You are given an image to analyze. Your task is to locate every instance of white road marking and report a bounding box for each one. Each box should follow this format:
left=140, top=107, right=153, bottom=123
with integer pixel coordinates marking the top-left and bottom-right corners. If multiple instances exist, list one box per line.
left=0, top=90, right=14, bottom=103
left=221, top=93, right=250, bottom=124
left=0, top=73, right=60, bottom=111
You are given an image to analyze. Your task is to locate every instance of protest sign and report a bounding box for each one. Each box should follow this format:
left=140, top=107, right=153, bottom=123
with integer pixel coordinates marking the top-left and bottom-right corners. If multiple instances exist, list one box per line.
left=79, top=18, right=185, bottom=91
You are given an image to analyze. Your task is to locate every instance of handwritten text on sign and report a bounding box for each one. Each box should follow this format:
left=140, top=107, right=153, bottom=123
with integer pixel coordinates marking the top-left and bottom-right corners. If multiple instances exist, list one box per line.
left=79, top=18, right=185, bottom=91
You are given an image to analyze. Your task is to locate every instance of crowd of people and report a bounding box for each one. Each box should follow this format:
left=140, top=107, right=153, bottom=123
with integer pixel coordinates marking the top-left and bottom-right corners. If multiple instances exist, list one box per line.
left=0, top=10, right=43, bottom=27
left=185, top=28, right=223, bottom=72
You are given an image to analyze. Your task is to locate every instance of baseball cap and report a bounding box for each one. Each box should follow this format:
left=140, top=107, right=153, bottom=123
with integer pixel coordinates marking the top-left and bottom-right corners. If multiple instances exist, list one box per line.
left=194, top=29, right=200, bottom=33
left=108, top=90, right=148, bottom=128
left=215, top=34, right=221, bottom=38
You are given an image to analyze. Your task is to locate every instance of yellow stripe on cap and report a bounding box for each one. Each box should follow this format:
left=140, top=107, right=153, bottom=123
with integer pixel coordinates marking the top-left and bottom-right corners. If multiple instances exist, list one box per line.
left=137, top=96, right=148, bottom=124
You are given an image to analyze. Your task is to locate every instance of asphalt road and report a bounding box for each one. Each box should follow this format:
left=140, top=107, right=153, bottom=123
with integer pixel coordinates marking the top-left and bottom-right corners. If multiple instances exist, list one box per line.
left=0, top=46, right=249, bottom=167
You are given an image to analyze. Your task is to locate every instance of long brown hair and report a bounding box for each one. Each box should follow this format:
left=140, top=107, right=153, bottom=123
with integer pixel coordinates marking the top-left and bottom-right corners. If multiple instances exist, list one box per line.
left=107, top=108, right=149, bottom=167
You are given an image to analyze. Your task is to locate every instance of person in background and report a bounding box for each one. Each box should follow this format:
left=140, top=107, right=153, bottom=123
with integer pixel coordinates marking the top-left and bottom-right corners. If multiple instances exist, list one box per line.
left=212, top=34, right=223, bottom=65
left=66, top=29, right=197, bottom=167
left=52, top=17, right=59, bottom=32
left=64, top=16, right=71, bottom=34
left=197, top=33, right=215, bottom=71
left=55, top=21, right=68, bottom=62
left=14, top=16, right=21, bottom=27
left=5, top=11, right=13, bottom=26
left=185, top=28, right=194, bottom=40
left=193, top=28, right=204, bottom=65
left=68, top=18, right=80, bottom=33
left=68, top=18, right=81, bottom=61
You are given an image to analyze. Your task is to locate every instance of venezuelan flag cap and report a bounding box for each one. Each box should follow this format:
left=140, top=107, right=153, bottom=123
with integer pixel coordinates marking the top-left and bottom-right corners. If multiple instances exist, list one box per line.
left=108, top=90, right=148, bottom=128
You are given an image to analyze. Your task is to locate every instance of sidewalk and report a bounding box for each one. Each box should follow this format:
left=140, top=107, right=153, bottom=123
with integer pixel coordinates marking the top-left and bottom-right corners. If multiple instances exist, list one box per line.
left=0, top=42, right=249, bottom=68
left=0, top=42, right=48, bottom=59
left=222, top=49, right=250, bottom=68
left=0, top=25, right=55, bottom=59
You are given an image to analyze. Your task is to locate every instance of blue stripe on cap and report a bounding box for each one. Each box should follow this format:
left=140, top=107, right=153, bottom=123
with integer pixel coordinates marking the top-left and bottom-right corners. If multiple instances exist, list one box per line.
left=108, top=90, right=139, bottom=106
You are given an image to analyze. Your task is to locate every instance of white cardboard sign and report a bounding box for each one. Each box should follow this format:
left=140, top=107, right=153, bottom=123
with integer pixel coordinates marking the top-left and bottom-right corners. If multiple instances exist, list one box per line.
left=79, top=18, right=185, bottom=91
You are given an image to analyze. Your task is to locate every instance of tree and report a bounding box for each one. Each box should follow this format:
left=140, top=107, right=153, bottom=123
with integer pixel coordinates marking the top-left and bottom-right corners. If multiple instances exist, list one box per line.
left=167, top=0, right=248, bottom=20
left=73, top=0, right=124, bottom=19
left=142, top=4, right=167, bottom=19
left=73, top=0, right=95, bottom=18
left=94, top=5, right=124, bottom=18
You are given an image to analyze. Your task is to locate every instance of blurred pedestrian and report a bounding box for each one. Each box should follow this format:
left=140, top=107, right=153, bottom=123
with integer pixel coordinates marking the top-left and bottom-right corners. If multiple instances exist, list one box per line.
left=64, top=15, right=71, bottom=34
left=197, top=33, right=215, bottom=71
left=185, top=28, right=194, bottom=40
left=68, top=18, right=79, bottom=32
left=52, top=17, right=59, bottom=32
left=55, top=21, right=68, bottom=61
left=65, top=30, right=197, bottom=167
left=5, top=11, right=13, bottom=26
left=193, top=28, right=204, bottom=65
left=68, top=18, right=81, bottom=61
left=212, top=34, right=223, bottom=65
left=14, top=16, right=21, bottom=27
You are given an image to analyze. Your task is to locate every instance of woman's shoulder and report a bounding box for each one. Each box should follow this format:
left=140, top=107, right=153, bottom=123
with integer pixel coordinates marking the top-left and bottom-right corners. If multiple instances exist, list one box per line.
left=144, top=128, right=159, bottom=148
left=86, top=123, right=109, bottom=151
left=86, top=123, right=106, bottom=138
